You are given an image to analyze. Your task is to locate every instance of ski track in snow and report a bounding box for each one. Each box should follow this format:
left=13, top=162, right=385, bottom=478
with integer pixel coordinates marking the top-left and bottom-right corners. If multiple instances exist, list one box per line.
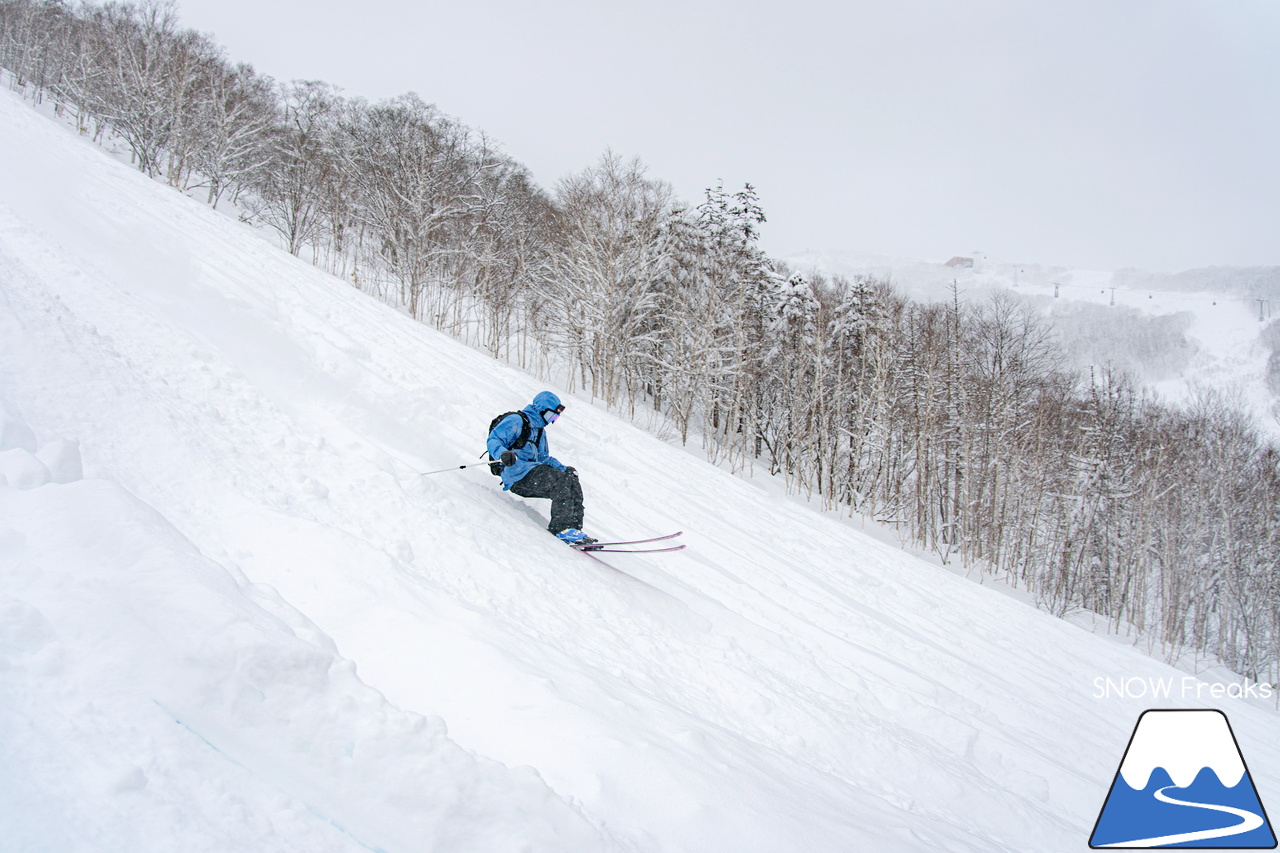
left=1, top=89, right=1278, bottom=852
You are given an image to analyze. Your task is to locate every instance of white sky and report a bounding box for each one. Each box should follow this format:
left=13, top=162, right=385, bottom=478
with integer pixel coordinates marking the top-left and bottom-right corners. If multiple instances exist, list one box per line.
left=172, top=0, right=1280, bottom=272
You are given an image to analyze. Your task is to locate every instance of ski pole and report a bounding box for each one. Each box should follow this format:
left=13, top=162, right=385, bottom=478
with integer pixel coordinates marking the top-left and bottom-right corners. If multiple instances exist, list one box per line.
left=420, top=461, right=488, bottom=476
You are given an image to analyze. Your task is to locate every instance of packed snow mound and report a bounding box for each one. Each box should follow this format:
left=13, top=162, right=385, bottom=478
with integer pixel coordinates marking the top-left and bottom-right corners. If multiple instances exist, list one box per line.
left=1, top=87, right=1278, bottom=852
left=0, top=401, right=77, bottom=489
left=0, top=407, right=614, bottom=852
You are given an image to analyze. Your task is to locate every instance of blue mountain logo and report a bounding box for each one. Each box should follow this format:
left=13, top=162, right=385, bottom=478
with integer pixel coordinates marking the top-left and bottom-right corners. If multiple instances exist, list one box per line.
left=1091, top=709, right=1276, bottom=848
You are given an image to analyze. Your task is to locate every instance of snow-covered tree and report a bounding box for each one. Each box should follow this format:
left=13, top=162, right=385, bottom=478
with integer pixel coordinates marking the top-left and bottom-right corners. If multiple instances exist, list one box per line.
left=246, top=80, right=341, bottom=257
left=542, top=152, right=674, bottom=404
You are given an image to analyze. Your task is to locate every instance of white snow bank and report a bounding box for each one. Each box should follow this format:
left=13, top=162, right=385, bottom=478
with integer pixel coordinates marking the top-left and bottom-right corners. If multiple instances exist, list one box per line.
left=0, top=399, right=74, bottom=489
left=0, top=467, right=615, bottom=852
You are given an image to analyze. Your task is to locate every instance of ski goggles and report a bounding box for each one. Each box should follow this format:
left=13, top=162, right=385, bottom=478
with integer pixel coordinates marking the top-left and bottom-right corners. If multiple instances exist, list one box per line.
left=544, top=404, right=565, bottom=423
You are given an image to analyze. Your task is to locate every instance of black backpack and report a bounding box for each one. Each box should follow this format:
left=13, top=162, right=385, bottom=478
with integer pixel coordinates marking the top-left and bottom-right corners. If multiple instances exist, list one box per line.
left=486, top=411, right=535, bottom=475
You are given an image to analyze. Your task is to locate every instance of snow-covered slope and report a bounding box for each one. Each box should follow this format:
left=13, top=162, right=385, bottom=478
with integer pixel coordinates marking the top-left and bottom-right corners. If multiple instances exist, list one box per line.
left=0, top=474, right=610, bottom=852
left=2, top=89, right=1277, bottom=852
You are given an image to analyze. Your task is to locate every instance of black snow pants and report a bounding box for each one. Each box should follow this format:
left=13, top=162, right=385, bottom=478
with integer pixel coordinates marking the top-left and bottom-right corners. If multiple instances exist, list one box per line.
left=510, top=465, right=585, bottom=534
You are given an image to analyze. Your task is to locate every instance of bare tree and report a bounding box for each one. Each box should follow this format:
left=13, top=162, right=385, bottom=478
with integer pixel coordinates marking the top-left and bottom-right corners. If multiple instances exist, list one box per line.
left=543, top=152, right=674, bottom=403
left=338, top=93, right=479, bottom=319
left=189, top=60, right=276, bottom=207
left=244, top=80, right=340, bottom=255
left=73, top=1, right=206, bottom=178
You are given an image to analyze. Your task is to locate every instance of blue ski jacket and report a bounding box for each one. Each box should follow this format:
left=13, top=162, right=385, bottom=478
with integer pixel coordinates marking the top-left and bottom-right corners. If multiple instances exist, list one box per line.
left=487, top=391, right=568, bottom=490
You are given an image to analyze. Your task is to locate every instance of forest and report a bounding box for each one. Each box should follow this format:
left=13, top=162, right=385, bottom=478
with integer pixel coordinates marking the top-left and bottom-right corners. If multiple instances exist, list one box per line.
left=3, top=0, right=1278, bottom=687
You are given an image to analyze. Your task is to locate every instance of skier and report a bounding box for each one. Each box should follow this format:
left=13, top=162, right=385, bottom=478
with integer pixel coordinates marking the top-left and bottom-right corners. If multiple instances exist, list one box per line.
left=487, top=391, right=596, bottom=545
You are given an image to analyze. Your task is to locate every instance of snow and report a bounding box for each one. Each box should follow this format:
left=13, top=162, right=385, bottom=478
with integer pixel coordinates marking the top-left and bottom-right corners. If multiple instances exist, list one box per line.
left=1, top=87, right=1278, bottom=852
left=0, top=477, right=610, bottom=853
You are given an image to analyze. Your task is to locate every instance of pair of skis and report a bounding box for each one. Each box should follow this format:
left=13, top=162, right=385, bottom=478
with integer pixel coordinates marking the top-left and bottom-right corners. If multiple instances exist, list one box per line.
left=572, top=530, right=684, bottom=554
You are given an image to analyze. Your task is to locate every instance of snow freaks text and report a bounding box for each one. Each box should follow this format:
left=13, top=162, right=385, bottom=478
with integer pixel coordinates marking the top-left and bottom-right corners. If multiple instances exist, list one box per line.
left=1092, top=677, right=1275, bottom=701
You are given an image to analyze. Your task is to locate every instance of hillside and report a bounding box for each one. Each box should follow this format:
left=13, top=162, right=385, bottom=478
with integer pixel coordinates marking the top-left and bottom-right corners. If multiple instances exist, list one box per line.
left=1, top=88, right=1277, bottom=852
left=786, top=249, right=1280, bottom=433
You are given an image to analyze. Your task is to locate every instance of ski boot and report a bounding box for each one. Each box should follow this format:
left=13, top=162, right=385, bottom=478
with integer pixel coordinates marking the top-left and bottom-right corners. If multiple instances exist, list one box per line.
left=555, top=528, right=598, bottom=546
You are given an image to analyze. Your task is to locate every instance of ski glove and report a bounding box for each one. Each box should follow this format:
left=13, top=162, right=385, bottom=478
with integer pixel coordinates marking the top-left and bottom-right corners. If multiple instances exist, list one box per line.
left=563, top=466, right=576, bottom=475
left=500, top=451, right=517, bottom=468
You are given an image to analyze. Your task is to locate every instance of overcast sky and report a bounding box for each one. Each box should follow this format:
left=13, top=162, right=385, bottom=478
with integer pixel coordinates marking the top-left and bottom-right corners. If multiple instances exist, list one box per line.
left=172, top=0, right=1280, bottom=272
